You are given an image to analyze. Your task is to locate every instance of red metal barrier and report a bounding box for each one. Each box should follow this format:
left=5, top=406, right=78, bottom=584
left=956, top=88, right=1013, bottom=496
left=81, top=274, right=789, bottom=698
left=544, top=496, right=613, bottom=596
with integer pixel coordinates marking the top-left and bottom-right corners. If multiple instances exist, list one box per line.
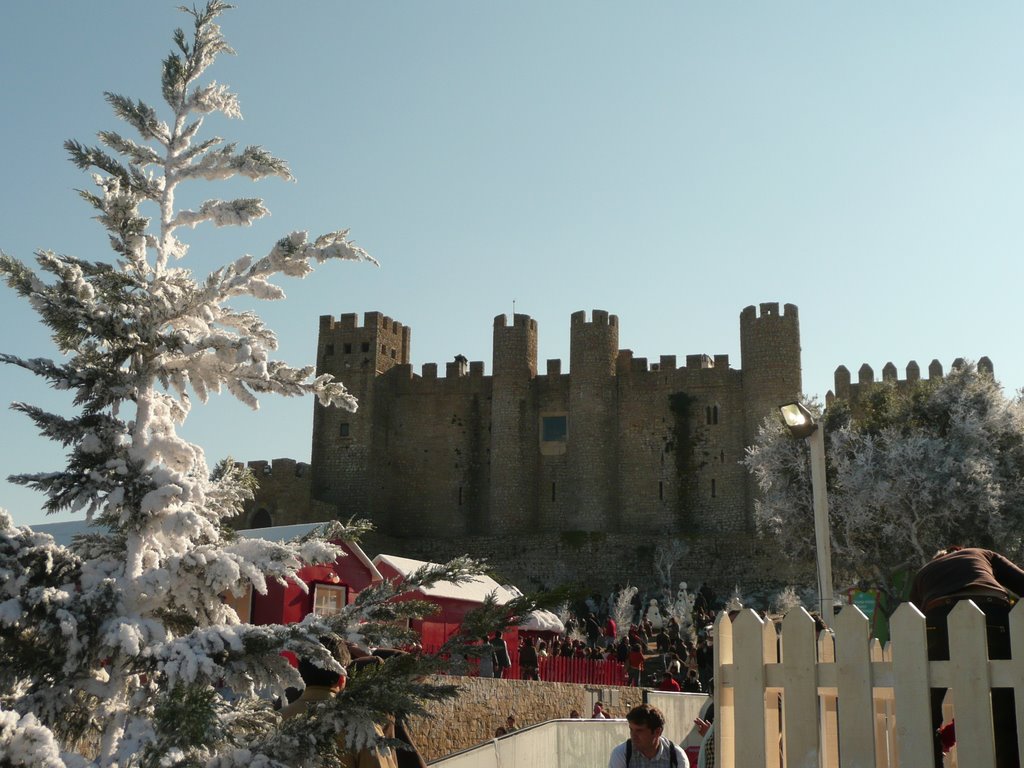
left=417, top=623, right=626, bottom=686
left=538, top=655, right=626, bottom=685
left=443, top=652, right=624, bottom=686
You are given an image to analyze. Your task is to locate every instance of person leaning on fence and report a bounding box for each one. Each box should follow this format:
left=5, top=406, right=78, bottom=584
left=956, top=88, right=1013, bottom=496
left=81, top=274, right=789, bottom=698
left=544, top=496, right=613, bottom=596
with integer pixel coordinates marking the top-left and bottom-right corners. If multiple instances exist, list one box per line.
left=608, top=704, right=689, bottom=768
left=909, top=546, right=1024, bottom=768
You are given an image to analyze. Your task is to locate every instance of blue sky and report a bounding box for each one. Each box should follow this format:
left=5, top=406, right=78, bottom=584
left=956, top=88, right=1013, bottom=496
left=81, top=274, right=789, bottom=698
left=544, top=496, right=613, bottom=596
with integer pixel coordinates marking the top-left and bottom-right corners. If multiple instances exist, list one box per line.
left=2, top=3, right=1023, bottom=526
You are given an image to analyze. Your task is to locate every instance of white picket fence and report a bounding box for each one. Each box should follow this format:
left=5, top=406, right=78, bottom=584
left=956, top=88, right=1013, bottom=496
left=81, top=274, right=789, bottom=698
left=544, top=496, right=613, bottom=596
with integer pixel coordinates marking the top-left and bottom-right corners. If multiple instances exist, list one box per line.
left=714, top=601, right=1024, bottom=768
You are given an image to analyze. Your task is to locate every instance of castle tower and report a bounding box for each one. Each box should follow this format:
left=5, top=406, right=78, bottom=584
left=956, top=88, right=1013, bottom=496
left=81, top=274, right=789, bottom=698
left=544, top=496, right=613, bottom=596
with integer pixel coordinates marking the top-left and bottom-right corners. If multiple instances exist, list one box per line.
left=309, top=312, right=411, bottom=525
left=567, top=310, right=619, bottom=530
left=740, top=303, right=802, bottom=523
left=489, top=313, right=538, bottom=534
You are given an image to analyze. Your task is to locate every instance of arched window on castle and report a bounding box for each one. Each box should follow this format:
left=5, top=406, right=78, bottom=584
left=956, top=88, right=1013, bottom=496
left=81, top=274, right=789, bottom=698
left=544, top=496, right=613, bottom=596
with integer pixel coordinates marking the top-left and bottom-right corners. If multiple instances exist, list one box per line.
left=706, top=404, right=720, bottom=425
left=251, top=508, right=272, bottom=529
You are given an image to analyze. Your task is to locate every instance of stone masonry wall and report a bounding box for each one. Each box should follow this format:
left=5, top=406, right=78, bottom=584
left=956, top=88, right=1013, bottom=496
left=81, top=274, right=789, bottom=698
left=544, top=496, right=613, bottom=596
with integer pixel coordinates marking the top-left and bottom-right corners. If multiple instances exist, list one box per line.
left=408, top=676, right=644, bottom=762
left=242, top=305, right=807, bottom=592
left=365, top=529, right=810, bottom=599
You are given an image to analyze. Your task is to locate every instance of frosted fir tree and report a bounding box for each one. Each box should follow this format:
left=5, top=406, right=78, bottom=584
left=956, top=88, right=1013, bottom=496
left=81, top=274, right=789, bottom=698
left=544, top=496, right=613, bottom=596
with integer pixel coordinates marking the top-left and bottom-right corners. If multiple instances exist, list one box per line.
left=0, top=4, right=488, bottom=766
left=610, top=585, right=637, bottom=640
left=745, top=363, right=1024, bottom=601
left=661, top=581, right=694, bottom=639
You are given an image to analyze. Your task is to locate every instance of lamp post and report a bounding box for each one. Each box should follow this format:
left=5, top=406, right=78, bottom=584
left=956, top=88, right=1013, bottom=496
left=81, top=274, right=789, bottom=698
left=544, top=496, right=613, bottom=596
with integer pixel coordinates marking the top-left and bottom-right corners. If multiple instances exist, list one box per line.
left=779, top=402, right=835, bottom=626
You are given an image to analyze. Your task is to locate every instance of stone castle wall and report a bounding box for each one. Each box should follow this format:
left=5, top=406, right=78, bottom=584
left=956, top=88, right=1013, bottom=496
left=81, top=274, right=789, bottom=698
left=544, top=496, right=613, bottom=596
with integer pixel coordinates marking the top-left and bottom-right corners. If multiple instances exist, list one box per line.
left=239, top=459, right=313, bottom=528
left=364, top=529, right=809, bottom=598
left=241, top=304, right=806, bottom=590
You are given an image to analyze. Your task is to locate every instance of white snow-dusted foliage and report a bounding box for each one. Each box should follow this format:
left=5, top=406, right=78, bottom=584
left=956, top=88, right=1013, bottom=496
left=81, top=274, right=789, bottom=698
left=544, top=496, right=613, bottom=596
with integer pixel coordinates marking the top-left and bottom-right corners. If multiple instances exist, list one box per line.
left=0, top=5, right=492, bottom=766
left=745, top=364, right=1024, bottom=599
left=611, top=585, right=637, bottom=640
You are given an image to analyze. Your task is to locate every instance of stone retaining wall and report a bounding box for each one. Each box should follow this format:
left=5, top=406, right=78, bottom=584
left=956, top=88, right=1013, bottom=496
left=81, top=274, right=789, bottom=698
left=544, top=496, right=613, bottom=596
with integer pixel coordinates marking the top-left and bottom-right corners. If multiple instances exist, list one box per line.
left=409, top=676, right=644, bottom=762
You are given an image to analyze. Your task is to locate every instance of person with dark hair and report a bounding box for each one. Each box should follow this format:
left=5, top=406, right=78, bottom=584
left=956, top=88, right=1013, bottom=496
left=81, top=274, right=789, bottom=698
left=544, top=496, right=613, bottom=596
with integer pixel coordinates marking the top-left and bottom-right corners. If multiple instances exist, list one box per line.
left=280, top=637, right=352, bottom=718
left=346, top=649, right=428, bottom=768
left=626, top=643, right=645, bottom=687
left=657, top=671, right=681, bottom=692
left=608, top=704, right=689, bottom=767
left=909, top=546, right=1024, bottom=768
left=681, top=669, right=702, bottom=694
left=519, top=636, right=539, bottom=680
left=280, top=638, right=398, bottom=768
left=491, top=630, right=512, bottom=679
left=477, top=636, right=495, bottom=678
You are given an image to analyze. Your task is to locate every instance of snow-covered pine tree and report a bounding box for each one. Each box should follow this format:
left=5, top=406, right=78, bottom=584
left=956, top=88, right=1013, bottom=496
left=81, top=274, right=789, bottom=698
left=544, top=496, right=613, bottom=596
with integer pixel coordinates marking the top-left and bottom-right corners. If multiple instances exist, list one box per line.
left=0, top=4, right=489, bottom=766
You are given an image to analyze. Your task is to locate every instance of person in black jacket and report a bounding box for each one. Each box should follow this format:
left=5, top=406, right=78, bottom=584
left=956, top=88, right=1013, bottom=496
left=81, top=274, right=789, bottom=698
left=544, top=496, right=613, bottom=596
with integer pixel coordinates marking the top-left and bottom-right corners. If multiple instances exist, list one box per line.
left=909, top=546, right=1024, bottom=768
left=490, top=630, right=512, bottom=679
left=519, top=636, right=539, bottom=680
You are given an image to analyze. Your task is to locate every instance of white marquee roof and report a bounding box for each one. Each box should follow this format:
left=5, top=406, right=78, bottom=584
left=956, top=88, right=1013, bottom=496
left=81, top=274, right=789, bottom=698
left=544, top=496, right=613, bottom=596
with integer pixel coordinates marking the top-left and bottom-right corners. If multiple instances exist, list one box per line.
left=373, top=553, right=520, bottom=605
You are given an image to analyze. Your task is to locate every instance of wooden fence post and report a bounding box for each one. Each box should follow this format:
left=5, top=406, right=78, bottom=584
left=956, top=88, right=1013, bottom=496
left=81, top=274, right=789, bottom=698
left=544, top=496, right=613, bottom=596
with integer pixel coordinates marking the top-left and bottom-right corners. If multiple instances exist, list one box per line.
left=835, top=605, right=876, bottom=767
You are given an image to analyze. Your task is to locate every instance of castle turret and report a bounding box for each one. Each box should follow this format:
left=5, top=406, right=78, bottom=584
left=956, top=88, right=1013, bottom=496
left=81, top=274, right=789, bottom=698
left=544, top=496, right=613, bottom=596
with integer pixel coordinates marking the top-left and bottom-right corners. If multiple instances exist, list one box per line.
left=489, top=313, right=538, bottom=534
left=567, top=310, right=619, bottom=530
left=740, top=303, right=801, bottom=524
left=740, top=303, right=801, bottom=436
left=309, top=312, right=411, bottom=525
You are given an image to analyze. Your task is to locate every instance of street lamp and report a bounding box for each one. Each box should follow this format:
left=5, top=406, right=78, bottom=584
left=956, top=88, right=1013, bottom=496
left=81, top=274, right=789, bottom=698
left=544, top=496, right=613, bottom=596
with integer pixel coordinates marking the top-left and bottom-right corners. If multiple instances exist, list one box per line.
left=779, top=402, right=835, bottom=626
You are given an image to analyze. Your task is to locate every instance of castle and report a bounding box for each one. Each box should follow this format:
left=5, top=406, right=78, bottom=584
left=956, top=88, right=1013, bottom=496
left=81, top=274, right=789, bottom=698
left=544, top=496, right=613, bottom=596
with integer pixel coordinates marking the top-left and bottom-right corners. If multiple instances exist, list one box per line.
left=242, top=303, right=802, bottom=542
left=239, top=303, right=992, bottom=592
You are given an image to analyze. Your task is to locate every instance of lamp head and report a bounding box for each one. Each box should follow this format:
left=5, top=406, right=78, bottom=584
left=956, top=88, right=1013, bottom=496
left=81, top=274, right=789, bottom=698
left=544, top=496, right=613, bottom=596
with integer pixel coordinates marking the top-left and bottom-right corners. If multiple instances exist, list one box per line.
left=779, top=402, right=818, bottom=439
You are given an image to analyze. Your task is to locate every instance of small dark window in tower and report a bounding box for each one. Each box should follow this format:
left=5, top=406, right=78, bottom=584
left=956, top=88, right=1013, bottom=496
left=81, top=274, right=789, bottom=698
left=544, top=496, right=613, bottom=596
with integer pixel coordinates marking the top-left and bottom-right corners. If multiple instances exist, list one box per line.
left=551, top=482, right=556, bottom=502
left=713, top=405, right=719, bottom=425
left=458, top=486, right=463, bottom=506
left=541, top=415, right=568, bottom=442
left=339, top=422, right=350, bottom=438
left=361, top=342, right=370, bottom=353
left=711, top=479, right=717, bottom=498
left=381, top=343, right=387, bottom=354
left=343, top=343, right=352, bottom=354
left=390, top=349, right=396, bottom=359
left=659, top=481, right=664, bottom=501
left=251, top=508, right=272, bottom=529
left=720, top=450, right=725, bottom=464
left=706, top=406, right=712, bottom=425
left=324, top=343, right=335, bottom=356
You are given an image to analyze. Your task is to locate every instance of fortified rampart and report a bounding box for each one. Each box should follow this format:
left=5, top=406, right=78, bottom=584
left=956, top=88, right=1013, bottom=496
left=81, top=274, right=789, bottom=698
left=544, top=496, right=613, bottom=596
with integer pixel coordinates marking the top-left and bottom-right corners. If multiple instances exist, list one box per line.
left=826, top=356, right=994, bottom=408
left=234, top=458, right=311, bottom=529
left=238, top=304, right=803, bottom=590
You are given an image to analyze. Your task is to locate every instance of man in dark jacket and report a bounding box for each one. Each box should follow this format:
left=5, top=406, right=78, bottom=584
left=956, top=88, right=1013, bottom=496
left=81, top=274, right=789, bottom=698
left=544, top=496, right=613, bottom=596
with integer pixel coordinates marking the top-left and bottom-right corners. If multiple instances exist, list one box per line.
left=909, top=546, right=1024, bottom=768
left=491, top=630, right=512, bottom=679
left=519, top=636, right=539, bottom=680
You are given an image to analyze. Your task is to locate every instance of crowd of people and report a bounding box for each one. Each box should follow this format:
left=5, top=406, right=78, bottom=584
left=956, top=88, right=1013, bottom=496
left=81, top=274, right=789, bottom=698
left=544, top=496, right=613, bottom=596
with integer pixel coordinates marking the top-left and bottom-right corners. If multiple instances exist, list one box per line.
left=476, top=585, right=719, bottom=691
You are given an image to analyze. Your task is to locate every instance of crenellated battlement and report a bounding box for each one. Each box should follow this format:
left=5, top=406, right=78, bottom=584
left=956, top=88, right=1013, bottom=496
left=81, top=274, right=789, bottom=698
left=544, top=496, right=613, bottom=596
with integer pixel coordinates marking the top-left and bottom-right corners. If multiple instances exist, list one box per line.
left=829, top=356, right=994, bottom=404
left=493, top=313, right=537, bottom=331
left=570, top=309, right=619, bottom=327
left=320, top=311, right=408, bottom=336
left=614, top=350, right=732, bottom=374
left=243, top=458, right=310, bottom=478
left=740, top=302, right=798, bottom=323
left=316, top=310, right=412, bottom=374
